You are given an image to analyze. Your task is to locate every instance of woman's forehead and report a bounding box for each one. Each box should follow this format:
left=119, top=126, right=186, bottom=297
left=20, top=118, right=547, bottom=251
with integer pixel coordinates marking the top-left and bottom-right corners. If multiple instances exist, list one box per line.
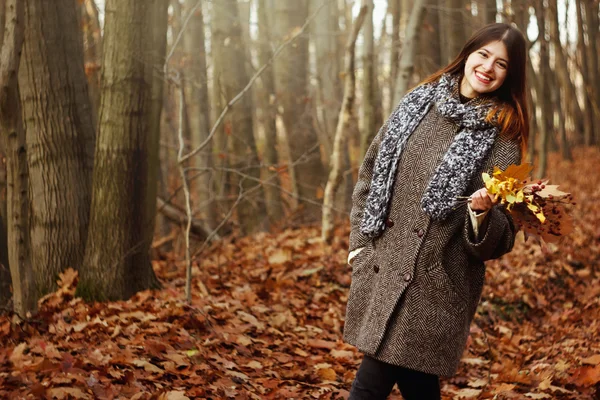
left=476, top=41, right=509, bottom=61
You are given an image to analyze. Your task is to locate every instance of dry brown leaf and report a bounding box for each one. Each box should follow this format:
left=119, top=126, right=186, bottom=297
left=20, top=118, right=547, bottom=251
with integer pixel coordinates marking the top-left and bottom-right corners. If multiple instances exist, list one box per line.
left=245, top=360, right=263, bottom=369
left=454, top=388, right=481, bottom=399
left=330, top=349, right=354, bottom=359
left=573, top=365, right=600, bottom=386
left=133, top=359, right=164, bottom=374
left=46, top=387, right=91, bottom=400
left=524, top=393, right=551, bottom=399
left=317, top=367, right=337, bottom=381
left=159, top=391, right=190, bottom=400
left=581, top=354, right=600, bottom=365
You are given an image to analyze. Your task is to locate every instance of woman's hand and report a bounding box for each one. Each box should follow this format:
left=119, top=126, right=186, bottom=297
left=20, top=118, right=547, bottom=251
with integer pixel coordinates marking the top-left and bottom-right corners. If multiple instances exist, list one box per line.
left=469, top=188, right=498, bottom=212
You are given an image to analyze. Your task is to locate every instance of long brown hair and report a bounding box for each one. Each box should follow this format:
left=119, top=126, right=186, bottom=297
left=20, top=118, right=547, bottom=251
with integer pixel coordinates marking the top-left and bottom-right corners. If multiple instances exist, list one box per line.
left=421, top=23, right=529, bottom=153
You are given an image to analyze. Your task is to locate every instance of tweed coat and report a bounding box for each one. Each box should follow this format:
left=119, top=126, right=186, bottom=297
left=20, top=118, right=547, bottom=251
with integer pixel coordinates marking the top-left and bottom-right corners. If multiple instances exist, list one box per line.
left=342, top=95, right=521, bottom=377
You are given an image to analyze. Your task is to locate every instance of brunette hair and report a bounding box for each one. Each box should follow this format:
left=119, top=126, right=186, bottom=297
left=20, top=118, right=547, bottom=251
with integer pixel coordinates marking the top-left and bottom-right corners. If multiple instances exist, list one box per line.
left=422, top=23, right=529, bottom=153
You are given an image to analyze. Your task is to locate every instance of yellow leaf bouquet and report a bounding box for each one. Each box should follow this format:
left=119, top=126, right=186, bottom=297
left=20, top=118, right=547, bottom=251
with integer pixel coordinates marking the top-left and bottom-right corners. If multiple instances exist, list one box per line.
left=480, top=163, right=574, bottom=243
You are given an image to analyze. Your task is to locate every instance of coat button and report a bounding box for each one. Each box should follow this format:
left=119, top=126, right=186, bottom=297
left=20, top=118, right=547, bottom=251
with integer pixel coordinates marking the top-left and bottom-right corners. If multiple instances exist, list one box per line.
left=385, top=218, right=394, bottom=228
left=417, top=229, right=424, bottom=238
left=373, top=265, right=379, bottom=273
left=403, top=273, right=412, bottom=282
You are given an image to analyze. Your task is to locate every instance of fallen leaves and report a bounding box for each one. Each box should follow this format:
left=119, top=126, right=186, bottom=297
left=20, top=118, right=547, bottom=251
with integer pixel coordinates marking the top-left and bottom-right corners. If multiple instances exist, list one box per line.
left=0, top=148, right=598, bottom=399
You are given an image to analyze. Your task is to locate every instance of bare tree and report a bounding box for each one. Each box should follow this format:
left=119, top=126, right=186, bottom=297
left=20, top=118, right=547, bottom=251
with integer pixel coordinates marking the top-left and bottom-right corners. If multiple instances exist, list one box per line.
left=534, top=0, right=550, bottom=177
left=360, top=0, right=382, bottom=158
left=0, top=0, right=11, bottom=308
left=312, top=0, right=342, bottom=161
left=18, top=0, right=95, bottom=297
left=418, top=0, right=442, bottom=79
left=212, top=0, right=268, bottom=234
left=182, top=0, right=216, bottom=230
left=258, top=0, right=284, bottom=222
left=80, top=0, right=102, bottom=118
left=273, top=0, right=325, bottom=221
left=389, top=0, right=401, bottom=105
left=80, top=0, right=163, bottom=300
left=322, top=5, right=368, bottom=243
left=393, top=0, right=427, bottom=104
left=576, top=0, right=594, bottom=145
left=0, top=0, right=34, bottom=314
left=583, top=0, right=600, bottom=142
left=549, top=0, right=582, bottom=143
left=476, top=0, right=497, bottom=25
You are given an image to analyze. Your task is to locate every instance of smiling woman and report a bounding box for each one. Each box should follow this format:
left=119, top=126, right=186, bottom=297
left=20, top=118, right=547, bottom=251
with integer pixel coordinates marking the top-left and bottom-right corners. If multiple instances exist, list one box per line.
left=344, top=23, right=529, bottom=400
left=461, top=40, right=509, bottom=98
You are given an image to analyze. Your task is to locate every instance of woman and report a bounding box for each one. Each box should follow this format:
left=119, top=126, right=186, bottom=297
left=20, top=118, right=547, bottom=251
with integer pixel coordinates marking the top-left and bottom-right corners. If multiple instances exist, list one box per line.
left=344, top=23, right=529, bottom=399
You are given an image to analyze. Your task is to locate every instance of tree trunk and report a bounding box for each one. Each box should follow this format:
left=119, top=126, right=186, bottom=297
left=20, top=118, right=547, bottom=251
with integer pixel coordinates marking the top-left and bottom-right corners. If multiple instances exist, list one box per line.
left=142, top=0, right=169, bottom=290
left=273, top=0, right=325, bottom=222
left=476, top=0, right=497, bottom=25
left=19, top=0, right=94, bottom=297
left=182, top=0, right=216, bottom=230
left=212, top=0, right=268, bottom=234
left=534, top=0, right=550, bottom=178
left=448, top=0, right=468, bottom=59
left=80, top=0, right=161, bottom=301
left=548, top=0, right=583, bottom=140
left=418, top=0, right=442, bottom=78
left=576, top=0, right=594, bottom=146
left=0, top=0, right=10, bottom=308
left=360, top=0, right=382, bottom=158
left=583, top=0, right=600, bottom=143
left=312, top=0, right=342, bottom=160
left=0, top=0, right=5, bottom=49
left=322, top=6, right=367, bottom=243
left=389, top=0, right=401, bottom=107
left=393, top=0, right=427, bottom=104
left=80, top=0, right=102, bottom=120
left=0, top=0, right=34, bottom=315
left=441, top=0, right=468, bottom=63
left=257, top=0, right=284, bottom=223
left=512, top=0, right=536, bottom=162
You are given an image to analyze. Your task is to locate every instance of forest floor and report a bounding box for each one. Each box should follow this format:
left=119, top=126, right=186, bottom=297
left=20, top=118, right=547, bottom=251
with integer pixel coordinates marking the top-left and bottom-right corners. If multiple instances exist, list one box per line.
left=1, top=148, right=599, bottom=400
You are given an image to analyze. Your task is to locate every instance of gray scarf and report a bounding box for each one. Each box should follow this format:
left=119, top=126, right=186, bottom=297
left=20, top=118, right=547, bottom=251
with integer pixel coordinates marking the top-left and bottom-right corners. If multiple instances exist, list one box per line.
left=360, top=73, right=499, bottom=238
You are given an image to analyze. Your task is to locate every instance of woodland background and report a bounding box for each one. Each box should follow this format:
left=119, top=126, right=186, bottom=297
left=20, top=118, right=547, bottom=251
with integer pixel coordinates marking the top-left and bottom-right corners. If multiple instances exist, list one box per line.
left=0, top=0, right=599, bottom=398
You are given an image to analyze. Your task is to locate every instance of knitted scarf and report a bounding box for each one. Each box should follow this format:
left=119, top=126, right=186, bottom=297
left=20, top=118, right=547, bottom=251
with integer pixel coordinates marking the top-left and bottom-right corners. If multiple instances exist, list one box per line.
left=360, top=73, right=499, bottom=238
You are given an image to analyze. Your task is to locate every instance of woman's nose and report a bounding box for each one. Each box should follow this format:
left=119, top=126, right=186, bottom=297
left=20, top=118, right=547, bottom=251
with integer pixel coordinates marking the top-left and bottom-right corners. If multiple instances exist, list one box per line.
left=481, top=60, right=494, bottom=72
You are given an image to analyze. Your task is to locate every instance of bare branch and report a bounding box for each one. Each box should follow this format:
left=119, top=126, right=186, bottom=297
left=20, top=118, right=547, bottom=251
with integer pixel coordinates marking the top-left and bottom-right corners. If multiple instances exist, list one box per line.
left=179, top=0, right=336, bottom=164
left=175, top=82, right=194, bottom=303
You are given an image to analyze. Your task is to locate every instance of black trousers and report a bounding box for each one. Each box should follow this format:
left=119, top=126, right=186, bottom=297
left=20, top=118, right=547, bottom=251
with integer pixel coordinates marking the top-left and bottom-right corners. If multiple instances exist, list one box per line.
left=348, top=355, right=441, bottom=400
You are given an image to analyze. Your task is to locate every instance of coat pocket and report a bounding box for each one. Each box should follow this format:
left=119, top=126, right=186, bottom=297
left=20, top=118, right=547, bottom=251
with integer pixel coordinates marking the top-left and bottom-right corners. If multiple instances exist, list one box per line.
left=350, top=242, right=374, bottom=277
left=420, top=261, right=467, bottom=316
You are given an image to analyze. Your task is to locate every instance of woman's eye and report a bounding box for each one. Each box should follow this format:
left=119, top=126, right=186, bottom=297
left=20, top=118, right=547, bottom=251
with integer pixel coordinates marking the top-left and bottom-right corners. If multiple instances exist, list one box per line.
left=497, top=62, right=507, bottom=69
left=479, top=51, right=488, bottom=58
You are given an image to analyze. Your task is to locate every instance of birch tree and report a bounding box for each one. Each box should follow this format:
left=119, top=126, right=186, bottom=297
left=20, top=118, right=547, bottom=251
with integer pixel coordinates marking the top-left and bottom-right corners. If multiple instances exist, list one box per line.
left=322, top=6, right=367, bottom=242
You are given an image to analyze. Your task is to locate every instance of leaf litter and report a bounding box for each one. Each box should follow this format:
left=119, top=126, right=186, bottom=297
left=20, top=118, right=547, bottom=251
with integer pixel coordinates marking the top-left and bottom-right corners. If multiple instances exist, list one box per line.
left=0, top=149, right=599, bottom=399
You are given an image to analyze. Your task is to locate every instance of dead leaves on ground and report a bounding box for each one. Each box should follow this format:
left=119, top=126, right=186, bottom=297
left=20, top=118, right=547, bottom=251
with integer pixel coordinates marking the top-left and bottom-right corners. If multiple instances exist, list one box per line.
left=0, top=148, right=599, bottom=399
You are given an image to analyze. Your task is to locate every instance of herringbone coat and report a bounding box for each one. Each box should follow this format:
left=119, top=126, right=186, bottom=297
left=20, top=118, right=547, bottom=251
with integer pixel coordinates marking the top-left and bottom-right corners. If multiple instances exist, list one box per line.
left=343, top=99, right=521, bottom=378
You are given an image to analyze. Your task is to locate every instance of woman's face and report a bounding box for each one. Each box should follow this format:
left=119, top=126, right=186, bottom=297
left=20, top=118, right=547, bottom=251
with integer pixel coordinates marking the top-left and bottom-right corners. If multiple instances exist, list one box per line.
left=460, top=40, right=509, bottom=98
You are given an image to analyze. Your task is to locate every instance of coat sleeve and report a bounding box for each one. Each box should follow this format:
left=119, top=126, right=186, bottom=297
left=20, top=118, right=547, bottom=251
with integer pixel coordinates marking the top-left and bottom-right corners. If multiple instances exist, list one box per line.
left=348, top=121, right=388, bottom=253
left=463, top=137, right=522, bottom=261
